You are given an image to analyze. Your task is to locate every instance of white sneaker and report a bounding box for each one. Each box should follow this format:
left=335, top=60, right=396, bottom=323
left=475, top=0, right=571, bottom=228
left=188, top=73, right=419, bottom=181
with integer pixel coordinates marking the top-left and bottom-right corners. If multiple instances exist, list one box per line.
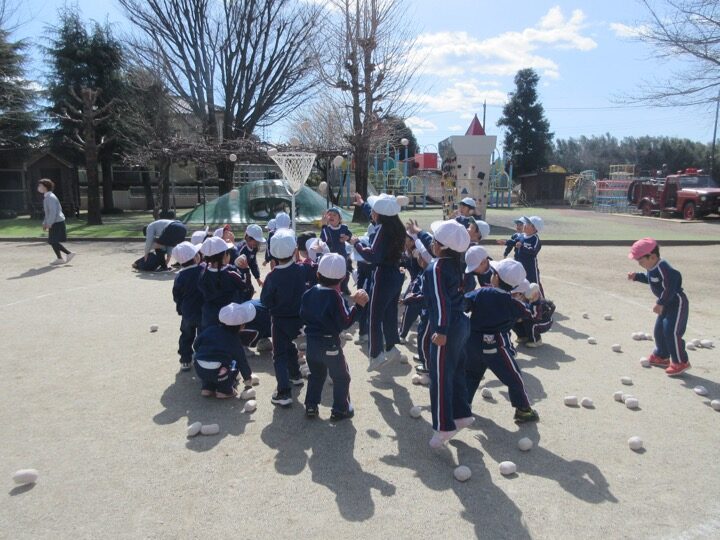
left=384, top=346, right=405, bottom=364
left=50, top=259, right=64, bottom=265
left=399, top=336, right=407, bottom=345
left=429, top=430, right=458, bottom=449
left=65, top=252, right=76, bottom=263
left=367, top=351, right=388, bottom=372
left=526, top=339, right=543, bottom=348
left=355, top=334, right=368, bottom=345
left=455, top=416, right=475, bottom=431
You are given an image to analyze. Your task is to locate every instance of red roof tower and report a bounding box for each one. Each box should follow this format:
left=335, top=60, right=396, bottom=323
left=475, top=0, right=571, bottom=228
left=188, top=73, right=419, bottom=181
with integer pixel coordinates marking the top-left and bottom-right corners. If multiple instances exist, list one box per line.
left=465, top=114, right=486, bottom=136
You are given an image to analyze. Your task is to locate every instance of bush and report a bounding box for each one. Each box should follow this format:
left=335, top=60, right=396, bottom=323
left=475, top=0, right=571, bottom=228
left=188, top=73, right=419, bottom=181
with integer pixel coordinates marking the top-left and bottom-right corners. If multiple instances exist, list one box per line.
left=0, top=209, right=18, bottom=219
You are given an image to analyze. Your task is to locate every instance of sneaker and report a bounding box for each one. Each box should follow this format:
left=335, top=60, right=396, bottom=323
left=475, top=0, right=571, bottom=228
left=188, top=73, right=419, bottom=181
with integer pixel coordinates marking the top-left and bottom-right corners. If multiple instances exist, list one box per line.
left=271, top=390, right=293, bottom=407
left=50, top=258, right=64, bottom=265
left=455, top=416, right=475, bottom=431
left=65, top=252, right=76, bottom=263
left=215, top=390, right=237, bottom=399
left=415, top=364, right=429, bottom=374
left=514, top=407, right=540, bottom=423
left=413, top=354, right=421, bottom=362
left=289, top=376, right=305, bottom=387
left=180, top=361, right=191, bottom=371
left=665, top=362, right=691, bottom=377
left=525, top=339, right=543, bottom=348
left=429, top=430, right=457, bottom=449
left=330, top=409, right=354, bottom=421
left=516, top=336, right=529, bottom=344
left=305, top=404, right=318, bottom=418
left=367, top=351, right=388, bottom=372
left=384, top=346, right=404, bottom=364
left=648, top=353, right=670, bottom=368
left=355, top=334, right=368, bottom=345
left=399, top=336, right=407, bottom=345
left=200, top=389, right=214, bottom=397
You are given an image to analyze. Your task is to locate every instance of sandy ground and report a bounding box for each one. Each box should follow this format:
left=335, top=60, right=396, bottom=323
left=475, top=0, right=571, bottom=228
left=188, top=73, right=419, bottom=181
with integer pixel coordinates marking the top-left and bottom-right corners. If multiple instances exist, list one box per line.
left=1, top=241, right=719, bottom=540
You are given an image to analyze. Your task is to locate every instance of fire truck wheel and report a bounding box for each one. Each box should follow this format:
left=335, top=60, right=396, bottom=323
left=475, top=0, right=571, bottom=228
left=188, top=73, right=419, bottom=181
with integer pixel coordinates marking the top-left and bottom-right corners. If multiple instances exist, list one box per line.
left=682, top=201, right=696, bottom=220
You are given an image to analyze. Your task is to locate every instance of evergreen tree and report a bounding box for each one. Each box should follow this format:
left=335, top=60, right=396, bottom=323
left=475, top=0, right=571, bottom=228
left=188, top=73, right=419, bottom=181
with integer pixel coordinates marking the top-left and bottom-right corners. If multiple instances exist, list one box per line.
left=44, top=8, right=125, bottom=213
left=497, top=69, right=553, bottom=176
left=0, top=27, right=38, bottom=155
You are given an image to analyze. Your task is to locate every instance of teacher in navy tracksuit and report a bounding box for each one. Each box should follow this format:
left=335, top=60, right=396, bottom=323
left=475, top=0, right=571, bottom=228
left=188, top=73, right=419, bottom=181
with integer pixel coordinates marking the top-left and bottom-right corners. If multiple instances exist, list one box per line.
left=352, top=194, right=406, bottom=372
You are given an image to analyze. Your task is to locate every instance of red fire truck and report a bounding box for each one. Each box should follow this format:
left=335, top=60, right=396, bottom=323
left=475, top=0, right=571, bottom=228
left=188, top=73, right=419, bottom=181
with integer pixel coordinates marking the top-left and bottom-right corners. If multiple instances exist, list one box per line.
left=627, top=169, right=720, bottom=220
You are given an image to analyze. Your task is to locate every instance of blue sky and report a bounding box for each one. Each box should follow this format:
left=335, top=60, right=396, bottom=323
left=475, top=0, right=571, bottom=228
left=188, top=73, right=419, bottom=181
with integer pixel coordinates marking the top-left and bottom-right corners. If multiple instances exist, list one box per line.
left=9, top=0, right=716, bottom=151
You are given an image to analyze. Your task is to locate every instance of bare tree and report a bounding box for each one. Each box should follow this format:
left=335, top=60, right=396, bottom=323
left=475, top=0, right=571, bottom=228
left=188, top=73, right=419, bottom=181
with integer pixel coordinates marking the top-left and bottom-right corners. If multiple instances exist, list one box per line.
left=630, top=0, right=720, bottom=106
left=61, top=87, right=117, bottom=225
left=317, top=0, right=418, bottom=220
left=118, top=0, right=322, bottom=194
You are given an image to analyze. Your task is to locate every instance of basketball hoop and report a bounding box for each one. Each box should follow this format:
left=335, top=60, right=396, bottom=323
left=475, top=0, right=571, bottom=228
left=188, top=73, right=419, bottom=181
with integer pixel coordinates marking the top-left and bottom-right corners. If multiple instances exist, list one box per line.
left=268, top=151, right=316, bottom=229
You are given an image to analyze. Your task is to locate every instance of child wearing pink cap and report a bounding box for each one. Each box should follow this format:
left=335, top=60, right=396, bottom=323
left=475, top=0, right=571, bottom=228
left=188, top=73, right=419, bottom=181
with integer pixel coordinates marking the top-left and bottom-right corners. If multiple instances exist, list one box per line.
left=627, top=238, right=690, bottom=376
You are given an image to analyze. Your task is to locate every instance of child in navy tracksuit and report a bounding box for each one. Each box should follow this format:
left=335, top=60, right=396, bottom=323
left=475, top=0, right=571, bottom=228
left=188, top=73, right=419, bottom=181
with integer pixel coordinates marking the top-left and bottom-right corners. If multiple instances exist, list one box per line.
left=352, top=196, right=406, bottom=371
left=513, top=284, right=555, bottom=347
left=263, top=219, right=276, bottom=266
left=193, top=302, right=256, bottom=398
left=628, top=238, right=690, bottom=376
left=171, top=242, right=204, bottom=371
left=198, top=237, right=252, bottom=329
left=301, top=253, right=369, bottom=420
left=235, top=224, right=266, bottom=291
left=464, top=259, right=539, bottom=423
left=398, top=236, right=423, bottom=341
left=321, top=208, right=353, bottom=294
left=515, top=216, right=544, bottom=295
left=260, top=229, right=311, bottom=406
left=402, top=251, right=429, bottom=373
left=423, top=220, right=474, bottom=448
left=498, top=218, right=525, bottom=258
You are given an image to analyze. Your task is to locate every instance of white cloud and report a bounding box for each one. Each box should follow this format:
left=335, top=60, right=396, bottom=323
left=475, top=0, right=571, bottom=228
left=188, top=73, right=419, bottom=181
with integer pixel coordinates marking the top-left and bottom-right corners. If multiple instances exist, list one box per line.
left=410, top=7, right=597, bottom=80
left=405, top=80, right=507, bottom=114
left=609, top=22, right=648, bottom=38
left=447, top=124, right=465, bottom=132
left=405, top=116, right=437, bottom=134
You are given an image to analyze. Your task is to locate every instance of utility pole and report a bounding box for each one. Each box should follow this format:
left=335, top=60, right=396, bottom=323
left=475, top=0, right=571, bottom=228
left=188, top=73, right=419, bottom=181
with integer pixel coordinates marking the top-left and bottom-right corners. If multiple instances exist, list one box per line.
left=711, top=87, right=720, bottom=180
left=482, top=100, right=487, bottom=130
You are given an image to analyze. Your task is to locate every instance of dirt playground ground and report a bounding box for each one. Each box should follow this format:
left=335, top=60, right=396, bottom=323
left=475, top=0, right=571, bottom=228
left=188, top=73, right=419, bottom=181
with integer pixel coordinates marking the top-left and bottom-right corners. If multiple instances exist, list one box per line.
left=1, top=240, right=719, bottom=539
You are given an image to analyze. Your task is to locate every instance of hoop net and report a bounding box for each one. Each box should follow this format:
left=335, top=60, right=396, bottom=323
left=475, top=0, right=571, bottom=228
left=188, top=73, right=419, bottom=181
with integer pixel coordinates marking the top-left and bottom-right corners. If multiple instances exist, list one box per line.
left=269, top=152, right=317, bottom=194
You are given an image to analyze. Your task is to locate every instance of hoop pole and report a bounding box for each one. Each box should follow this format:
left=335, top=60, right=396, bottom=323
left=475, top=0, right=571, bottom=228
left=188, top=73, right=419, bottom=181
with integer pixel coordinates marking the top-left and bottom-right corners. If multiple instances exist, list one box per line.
left=291, top=193, right=296, bottom=231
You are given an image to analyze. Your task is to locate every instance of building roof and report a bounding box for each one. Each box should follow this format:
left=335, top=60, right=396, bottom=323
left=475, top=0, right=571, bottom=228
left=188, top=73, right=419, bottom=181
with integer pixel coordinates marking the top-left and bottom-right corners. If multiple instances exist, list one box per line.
left=465, top=114, right=486, bottom=136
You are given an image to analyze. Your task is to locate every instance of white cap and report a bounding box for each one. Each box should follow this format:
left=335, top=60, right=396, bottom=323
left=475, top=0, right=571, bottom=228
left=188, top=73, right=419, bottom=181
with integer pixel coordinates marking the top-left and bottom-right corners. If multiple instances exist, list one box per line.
left=318, top=253, right=347, bottom=280
left=523, top=215, right=544, bottom=232
left=265, top=219, right=277, bottom=232
left=269, top=228, right=297, bottom=259
left=172, top=241, right=202, bottom=264
left=245, top=223, right=266, bottom=243
left=464, top=245, right=489, bottom=273
left=474, top=219, right=490, bottom=239
left=371, top=193, right=401, bottom=216
left=430, top=220, right=471, bottom=252
left=306, top=237, right=329, bottom=261
left=513, top=279, right=531, bottom=295
left=460, top=197, right=476, bottom=208
left=200, top=236, right=234, bottom=257
left=490, top=259, right=527, bottom=288
left=190, top=230, right=208, bottom=245
left=213, top=227, right=225, bottom=238
left=367, top=195, right=379, bottom=208
left=219, top=302, right=256, bottom=326
left=275, top=212, right=291, bottom=229
left=527, top=282, right=541, bottom=299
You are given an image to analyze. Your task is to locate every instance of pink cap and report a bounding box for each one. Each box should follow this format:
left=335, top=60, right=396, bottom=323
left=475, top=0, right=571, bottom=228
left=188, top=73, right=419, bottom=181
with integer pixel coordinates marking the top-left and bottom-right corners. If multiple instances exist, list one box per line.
left=628, top=237, right=657, bottom=260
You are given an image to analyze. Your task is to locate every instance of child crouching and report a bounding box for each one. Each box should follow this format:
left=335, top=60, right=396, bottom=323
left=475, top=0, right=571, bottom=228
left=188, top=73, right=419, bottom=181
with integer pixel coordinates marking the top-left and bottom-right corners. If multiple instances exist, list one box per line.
left=193, top=302, right=257, bottom=398
left=300, top=253, right=369, bottom=420
left=514, top=283, right=555, bottom=348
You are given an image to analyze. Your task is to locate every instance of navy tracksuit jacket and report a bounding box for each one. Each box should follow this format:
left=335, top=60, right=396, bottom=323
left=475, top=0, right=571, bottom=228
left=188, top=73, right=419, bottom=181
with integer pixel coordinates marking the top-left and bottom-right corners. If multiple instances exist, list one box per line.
left=515, top=233, right=543, bottom=293
left=198, top=266, right=252, bottom=329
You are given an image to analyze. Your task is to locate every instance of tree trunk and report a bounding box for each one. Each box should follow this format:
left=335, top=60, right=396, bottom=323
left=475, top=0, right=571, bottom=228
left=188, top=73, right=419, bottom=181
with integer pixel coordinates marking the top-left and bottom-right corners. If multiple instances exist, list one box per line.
left=141, top=168, right=154, bottom=211
left=216, top=159, right=235, bottom=196
left=352, top=144, right=369, bottom=223
left=84, top=121, right=102, bottom=225
left=158, top=155, right=172, bottom=217
left=101, top=158, right=115, bottom=211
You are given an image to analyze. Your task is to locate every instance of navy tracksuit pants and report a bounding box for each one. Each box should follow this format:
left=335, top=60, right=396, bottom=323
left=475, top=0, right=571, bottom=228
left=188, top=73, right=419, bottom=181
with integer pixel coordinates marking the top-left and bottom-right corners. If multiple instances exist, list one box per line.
left=194, top=361, right=239, bottom=394
left=399, top=303, right=421, bottom=338
left=514, top=319, right=553, bottom=343
left=654, top=295, right=690, bottom=364
left=368, top=266, right=403, bottom=359
left=416, top=314, right=431, bottom=369
left=304, top=335, right=352, bottom=414
left=428, top=315, right=471, bottom=432
left=465, top=332, right=531, bottom=409
left=271, top=316, right=303, bottom=392
left=357, top=263, right=373, bottom=337
left=178, top=318, right=199, bottom=363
